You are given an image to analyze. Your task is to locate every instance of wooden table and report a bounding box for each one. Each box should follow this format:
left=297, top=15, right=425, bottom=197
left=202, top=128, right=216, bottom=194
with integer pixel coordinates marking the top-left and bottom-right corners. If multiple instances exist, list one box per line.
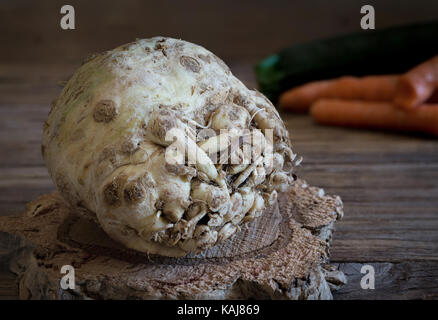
left=1, top=0, right=437, bottom=299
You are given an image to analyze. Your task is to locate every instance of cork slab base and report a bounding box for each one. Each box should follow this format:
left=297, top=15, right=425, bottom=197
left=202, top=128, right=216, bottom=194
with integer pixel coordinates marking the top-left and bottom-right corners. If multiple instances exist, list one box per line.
left=0, top=179, right=346, bottom=300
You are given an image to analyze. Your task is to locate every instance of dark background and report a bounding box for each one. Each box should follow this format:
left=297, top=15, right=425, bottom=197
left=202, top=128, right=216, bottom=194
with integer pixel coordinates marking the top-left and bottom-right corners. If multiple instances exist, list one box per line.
left=1, top=0, right=438, bottom=299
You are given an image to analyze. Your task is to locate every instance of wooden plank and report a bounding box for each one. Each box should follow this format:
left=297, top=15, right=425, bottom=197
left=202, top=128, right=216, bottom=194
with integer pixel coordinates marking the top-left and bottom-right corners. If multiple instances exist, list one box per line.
left=0, top=104, right=49, bottom=167
left=0, top=167, right=53, bottom=215
left=0, top=64, right=67, bottom=105
left=0, top=1, right=376, bottom=64
left=333, top=262, right=438, bottom=300
left=332, top=240, right=438, bottom=262
left=1, top=0, right=438, bottom=65
left=285, top=115, right=438, bottom=165
left=0, top=268, right=18, bottom=300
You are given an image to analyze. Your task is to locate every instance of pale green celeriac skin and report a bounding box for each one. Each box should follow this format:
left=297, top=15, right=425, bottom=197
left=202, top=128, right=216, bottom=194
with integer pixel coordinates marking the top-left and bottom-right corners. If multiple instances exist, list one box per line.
left=42, top=37, right=295, bottom=257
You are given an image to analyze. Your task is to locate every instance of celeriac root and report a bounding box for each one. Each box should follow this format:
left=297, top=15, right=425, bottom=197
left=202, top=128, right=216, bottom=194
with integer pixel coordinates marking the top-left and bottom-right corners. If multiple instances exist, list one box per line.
left=42, top=37, right=296, bottom=257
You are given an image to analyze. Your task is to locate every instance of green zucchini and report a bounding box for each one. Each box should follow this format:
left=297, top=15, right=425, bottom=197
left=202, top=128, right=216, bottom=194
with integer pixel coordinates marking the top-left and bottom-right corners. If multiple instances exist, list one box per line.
left=255, top=21, right=438, bottom=104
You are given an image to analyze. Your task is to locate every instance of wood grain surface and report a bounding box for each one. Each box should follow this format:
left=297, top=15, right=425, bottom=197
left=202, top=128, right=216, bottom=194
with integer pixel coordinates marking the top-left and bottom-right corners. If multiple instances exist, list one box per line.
left=1, top=0, right=437, bottom=299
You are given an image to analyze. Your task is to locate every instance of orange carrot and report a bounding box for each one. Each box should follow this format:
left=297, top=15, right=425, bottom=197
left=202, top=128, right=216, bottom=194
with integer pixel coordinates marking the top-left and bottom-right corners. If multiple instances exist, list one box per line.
left=278, top=75, right=399, bottom=112
left=310, top=99, right=438, bottom=137
left=394, top=55, right=438, bottom=109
